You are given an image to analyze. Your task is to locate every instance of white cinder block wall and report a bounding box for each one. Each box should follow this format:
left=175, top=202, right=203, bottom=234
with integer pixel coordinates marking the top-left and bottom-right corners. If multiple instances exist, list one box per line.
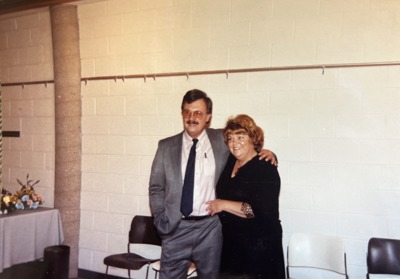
left=2, top=0, right=400, bottom=278
left=0, top=10, right=55, bottom=207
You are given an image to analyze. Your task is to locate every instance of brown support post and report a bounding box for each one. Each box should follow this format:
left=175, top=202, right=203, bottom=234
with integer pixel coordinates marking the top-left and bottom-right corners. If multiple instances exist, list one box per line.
left=50, top=5, right=81, bottom=278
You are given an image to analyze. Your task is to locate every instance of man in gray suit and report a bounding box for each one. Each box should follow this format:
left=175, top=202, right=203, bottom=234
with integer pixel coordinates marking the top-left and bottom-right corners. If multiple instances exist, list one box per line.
left=149, top=89, right=276, bottom=279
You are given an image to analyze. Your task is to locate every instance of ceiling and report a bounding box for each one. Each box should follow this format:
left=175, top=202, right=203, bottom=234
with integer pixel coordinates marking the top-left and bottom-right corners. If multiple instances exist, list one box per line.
left=0, top=0, right=81, bottom=15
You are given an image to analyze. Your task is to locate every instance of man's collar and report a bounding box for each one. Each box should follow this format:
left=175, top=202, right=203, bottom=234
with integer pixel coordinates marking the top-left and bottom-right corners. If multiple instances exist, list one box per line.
left=183, top=129, right=207, bottom=144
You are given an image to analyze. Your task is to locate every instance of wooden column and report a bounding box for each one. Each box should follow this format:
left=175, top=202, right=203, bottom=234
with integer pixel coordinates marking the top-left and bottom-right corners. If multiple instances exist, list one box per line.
left=50, top=5, right=81, bottom=278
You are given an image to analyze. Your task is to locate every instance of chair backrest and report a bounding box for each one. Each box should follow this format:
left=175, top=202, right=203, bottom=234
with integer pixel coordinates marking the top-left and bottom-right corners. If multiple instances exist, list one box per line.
left=129, top=215, right=161, bottom=246
left=287, top=233, right=347, bottom=276
left=367, top=237, right=400, bottom=276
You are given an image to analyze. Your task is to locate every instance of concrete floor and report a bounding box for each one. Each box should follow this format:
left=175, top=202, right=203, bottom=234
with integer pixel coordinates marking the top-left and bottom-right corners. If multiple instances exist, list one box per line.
left=0, top=259, right=77, bottom=279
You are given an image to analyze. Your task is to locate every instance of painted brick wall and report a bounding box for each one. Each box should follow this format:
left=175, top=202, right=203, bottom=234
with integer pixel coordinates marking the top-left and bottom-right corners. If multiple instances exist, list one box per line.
left=0, top=10, right=55, bottom=207
left=77, top=1, right=400, bottom=278
left=1, top=0, right=400, bottom=278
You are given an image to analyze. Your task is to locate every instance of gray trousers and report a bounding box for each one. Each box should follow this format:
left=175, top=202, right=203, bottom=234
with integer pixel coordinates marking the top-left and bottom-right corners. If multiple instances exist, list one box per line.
left=159, top=215, right=222, bottom=279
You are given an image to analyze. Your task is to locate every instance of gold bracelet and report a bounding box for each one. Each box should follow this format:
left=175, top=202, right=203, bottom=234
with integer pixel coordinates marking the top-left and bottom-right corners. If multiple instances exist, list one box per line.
left=241, top=202, right=255, bottom=218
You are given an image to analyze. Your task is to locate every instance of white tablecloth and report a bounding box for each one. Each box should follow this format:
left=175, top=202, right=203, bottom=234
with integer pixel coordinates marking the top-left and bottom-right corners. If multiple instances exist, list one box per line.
left=0, top=207, right=64, bottom=273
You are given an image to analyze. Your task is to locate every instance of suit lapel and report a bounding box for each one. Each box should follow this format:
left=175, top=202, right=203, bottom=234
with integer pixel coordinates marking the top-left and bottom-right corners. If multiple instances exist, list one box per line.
left=207, top=129, right=227, bottom=185
left=168, top=133, right=183, bottom=184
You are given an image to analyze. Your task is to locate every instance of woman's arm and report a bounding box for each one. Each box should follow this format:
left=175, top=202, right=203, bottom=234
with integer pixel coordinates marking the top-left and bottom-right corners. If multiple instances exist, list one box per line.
left=206, top=199, right=254, bottom=218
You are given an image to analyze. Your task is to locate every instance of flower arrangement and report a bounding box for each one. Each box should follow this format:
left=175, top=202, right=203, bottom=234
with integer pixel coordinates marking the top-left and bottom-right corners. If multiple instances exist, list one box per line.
left=14, top=174, right=44, bottom=210
left=0, top=174, right=44, bottom=214
left=0, top=189, right=16, bottom=214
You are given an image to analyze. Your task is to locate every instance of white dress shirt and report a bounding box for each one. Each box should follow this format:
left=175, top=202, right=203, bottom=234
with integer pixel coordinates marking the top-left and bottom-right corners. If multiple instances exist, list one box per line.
left=182, top=130, right=216, bottom=216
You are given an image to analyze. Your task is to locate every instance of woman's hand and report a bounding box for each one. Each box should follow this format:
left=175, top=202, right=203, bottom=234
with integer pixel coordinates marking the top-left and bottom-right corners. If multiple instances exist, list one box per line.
left=206, top=199, right=225, bottom=216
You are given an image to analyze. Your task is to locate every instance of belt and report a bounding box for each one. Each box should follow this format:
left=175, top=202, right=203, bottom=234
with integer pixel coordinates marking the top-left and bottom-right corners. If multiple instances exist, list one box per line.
left=182, top=215, right=210, bottom=221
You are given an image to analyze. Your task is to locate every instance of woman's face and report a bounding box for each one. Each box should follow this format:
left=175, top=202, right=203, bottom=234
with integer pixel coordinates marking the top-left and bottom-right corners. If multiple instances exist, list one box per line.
left=226, top=132, right=256, bottom=162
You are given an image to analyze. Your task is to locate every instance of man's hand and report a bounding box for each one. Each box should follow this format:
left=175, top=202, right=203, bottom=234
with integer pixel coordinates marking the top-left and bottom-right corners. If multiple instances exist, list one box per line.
left=258, top=149, right=278, bottom=166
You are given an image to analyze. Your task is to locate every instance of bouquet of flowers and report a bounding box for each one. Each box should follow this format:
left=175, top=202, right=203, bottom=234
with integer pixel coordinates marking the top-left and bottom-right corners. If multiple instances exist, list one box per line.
left=14, top=174, right=44, bottom=210
left=0, top=189, right=17, bottom=214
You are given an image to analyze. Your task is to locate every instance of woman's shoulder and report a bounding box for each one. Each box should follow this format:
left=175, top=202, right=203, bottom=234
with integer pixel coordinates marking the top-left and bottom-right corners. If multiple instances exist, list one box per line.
left=252, top=155, right=277, bottom=167
left=250, top=155, right=280, bottom=176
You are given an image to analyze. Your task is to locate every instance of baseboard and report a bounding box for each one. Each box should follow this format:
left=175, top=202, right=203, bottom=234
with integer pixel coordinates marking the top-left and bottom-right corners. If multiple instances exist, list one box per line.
left=78, top=268, right=125, bottom=279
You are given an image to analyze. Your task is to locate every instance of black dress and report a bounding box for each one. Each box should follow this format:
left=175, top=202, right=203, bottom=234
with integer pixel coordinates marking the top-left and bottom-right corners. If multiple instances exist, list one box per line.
left=216, top=154, right=285, bottom=279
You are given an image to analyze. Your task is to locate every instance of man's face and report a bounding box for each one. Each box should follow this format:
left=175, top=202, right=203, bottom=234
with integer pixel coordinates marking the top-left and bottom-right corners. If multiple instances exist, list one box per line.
left=181, top=99, right=212, bottom=138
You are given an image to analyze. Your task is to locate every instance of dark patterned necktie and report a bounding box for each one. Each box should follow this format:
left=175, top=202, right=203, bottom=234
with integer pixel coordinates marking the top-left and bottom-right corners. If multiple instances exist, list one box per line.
left=180, top=139, right=199, bottom=217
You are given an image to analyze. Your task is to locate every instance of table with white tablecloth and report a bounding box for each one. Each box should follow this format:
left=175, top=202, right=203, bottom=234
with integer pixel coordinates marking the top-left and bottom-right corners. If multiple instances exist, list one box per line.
left=0, top=207, right=64, bottom=273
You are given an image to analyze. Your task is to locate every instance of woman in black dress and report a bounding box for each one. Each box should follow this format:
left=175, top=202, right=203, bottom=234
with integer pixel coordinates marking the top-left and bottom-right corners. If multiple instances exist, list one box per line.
left=206, top=114, right=285, bottom=279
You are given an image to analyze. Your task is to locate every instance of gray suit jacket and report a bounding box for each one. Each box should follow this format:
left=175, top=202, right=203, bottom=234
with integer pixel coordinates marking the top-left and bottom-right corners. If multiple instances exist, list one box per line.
left=149, top=128, right=230, bottom=238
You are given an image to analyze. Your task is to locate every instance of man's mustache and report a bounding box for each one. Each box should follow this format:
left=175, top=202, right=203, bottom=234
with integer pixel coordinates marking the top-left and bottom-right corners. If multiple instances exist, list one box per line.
left=186, top=120, right=199, bottom=125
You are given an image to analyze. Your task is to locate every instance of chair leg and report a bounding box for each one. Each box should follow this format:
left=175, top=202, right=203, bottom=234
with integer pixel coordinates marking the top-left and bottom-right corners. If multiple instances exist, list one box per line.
left=145, top=264, right=150, bottom=279
left=105, top=266, right=109, bottom=279
left=128, top=269, right=131, bottom=279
